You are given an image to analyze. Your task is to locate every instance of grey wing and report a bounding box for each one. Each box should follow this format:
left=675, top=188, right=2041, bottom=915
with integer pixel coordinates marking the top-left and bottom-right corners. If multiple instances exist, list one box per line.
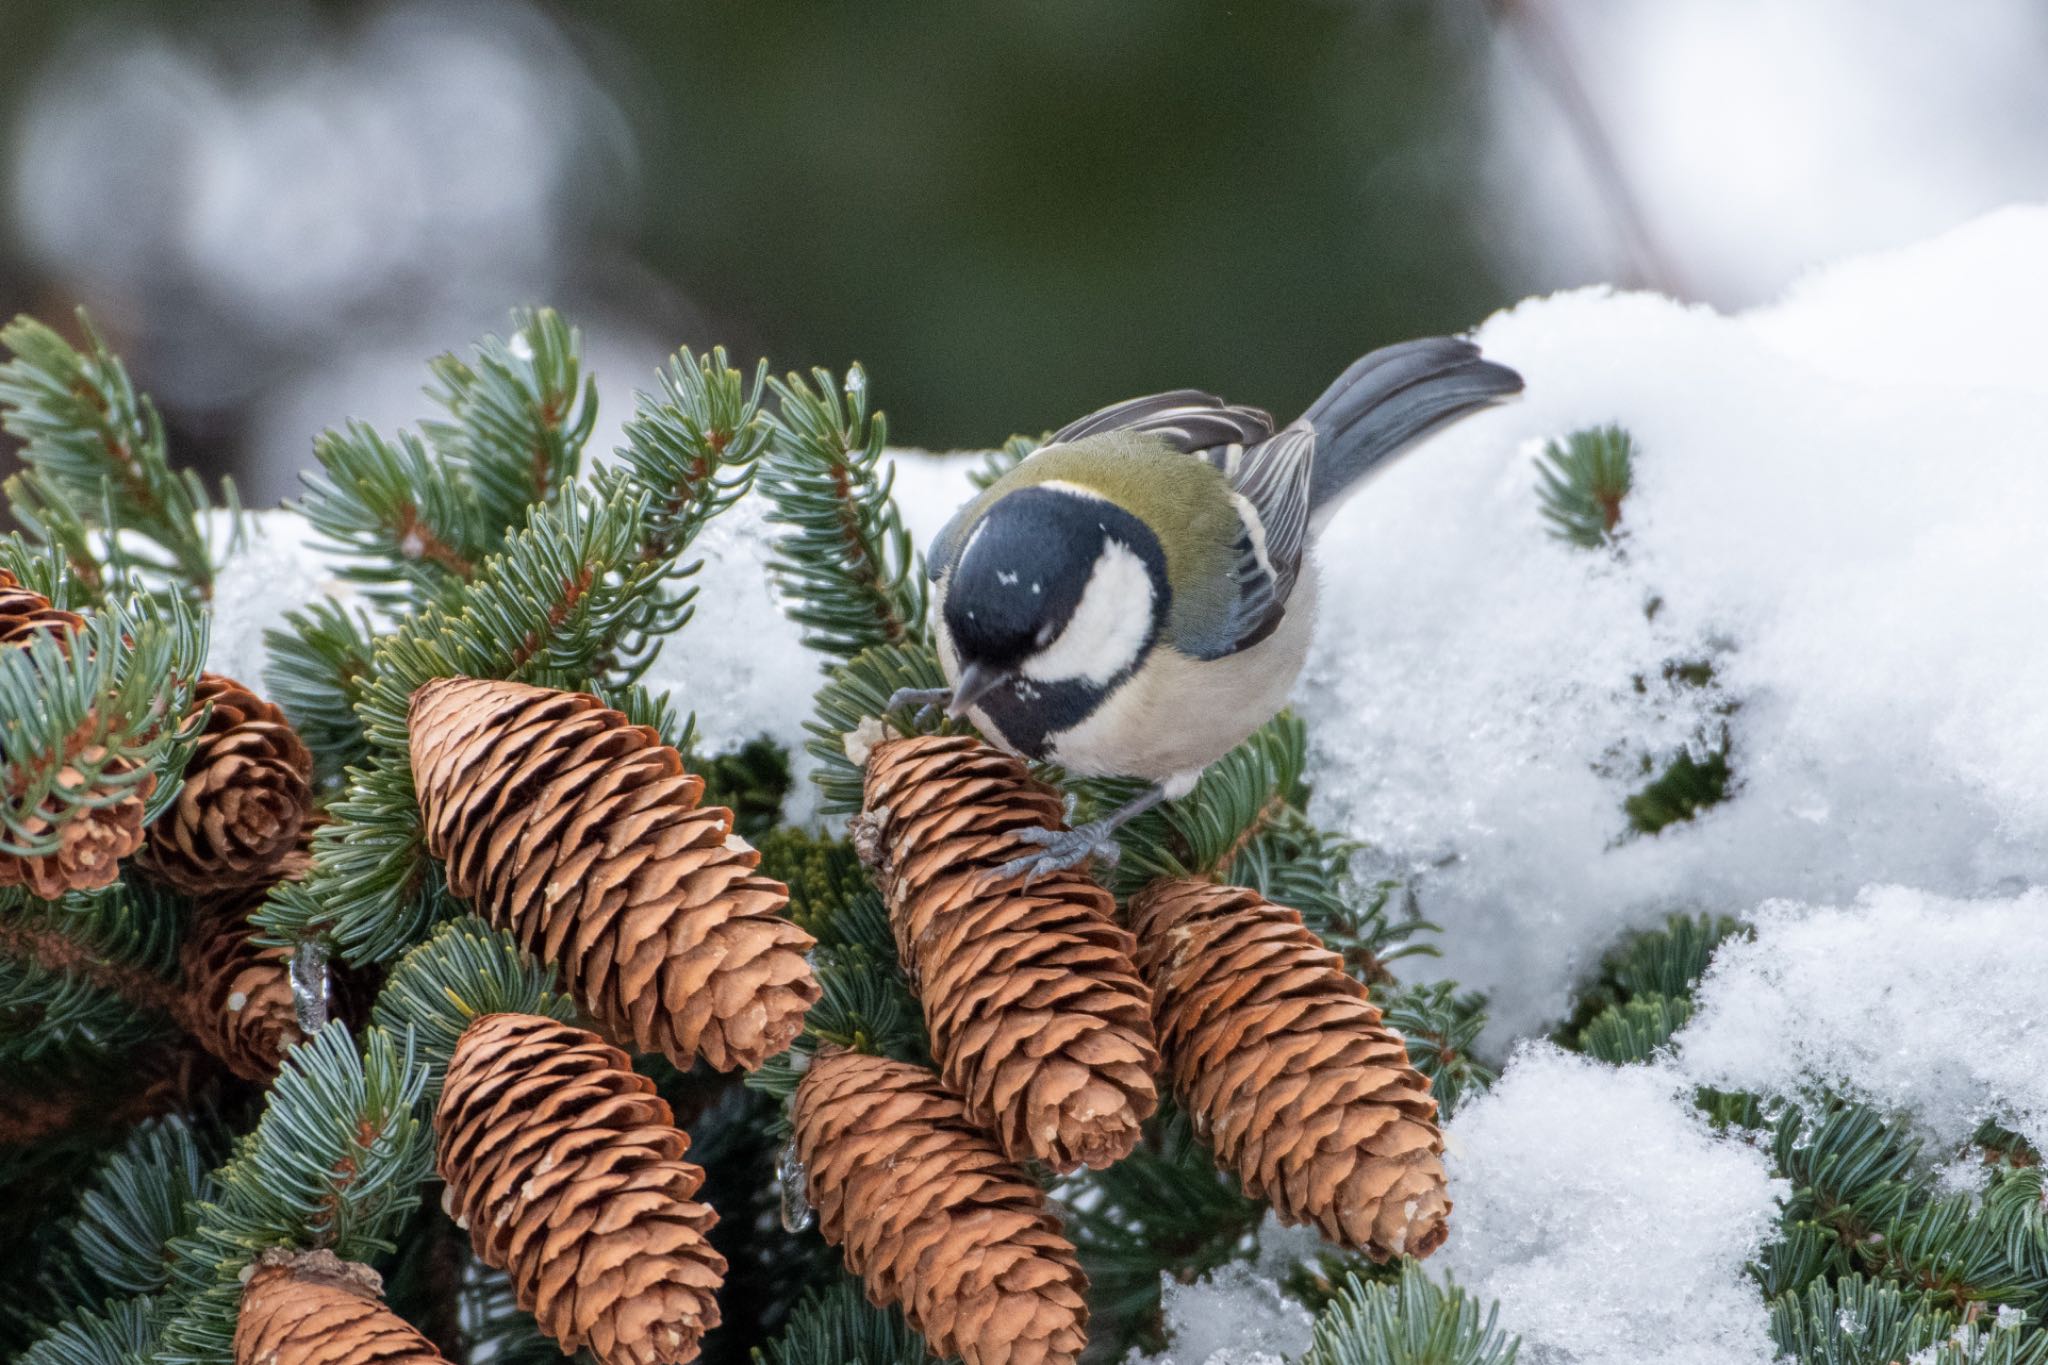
left=1050, top=389, right=1275, bottom=453
left=1192, top=419, right=1316, bottom=657
left=1050, top=389, right=1314, bottom=659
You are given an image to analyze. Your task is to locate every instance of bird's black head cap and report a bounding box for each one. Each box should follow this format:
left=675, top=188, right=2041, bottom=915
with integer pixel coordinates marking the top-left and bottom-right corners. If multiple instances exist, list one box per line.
left=943, top=485, right=1167, bottom=672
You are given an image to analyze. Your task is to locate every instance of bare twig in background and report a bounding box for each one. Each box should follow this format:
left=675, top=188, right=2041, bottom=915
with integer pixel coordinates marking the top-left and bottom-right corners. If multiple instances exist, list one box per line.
left=1494, top=0, right=1687, bottom=297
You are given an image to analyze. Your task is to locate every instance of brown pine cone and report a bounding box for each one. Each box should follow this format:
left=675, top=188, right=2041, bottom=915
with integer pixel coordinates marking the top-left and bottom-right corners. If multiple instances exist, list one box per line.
left=0, top=748, right=155, bottom=898
left=409, top=676, right=817, bottom=1072
left=178, top=901, right=300, bottom=1081
left=437, top=1013, right=724, bottom=1365
left=134, top=673, right=313, bottom=896
left=1128, top=878, right=1450, bottom=1260
left=859, top=735, right=1157, bottom=1172
left=0, top=573, right=146, bottom=897
left=794, top=1050, right=1089, bottom=1365
left=0, top=569, right=86, bottom=648
left=237, top=1248, right=449, bottom=1365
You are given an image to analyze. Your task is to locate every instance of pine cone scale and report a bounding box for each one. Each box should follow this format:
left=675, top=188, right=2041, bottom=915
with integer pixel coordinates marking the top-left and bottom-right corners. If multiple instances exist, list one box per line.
left=860, top=735, right=1158, bottom=1172
left=236, top=1249, right=449, bottom=1365
left=794, top=1051, right=1089, bottom=1365
left=410, top=677, right=817, bottom=1072
left=1131, top=878, right=1451, bottom=1261
left=438, top=1013, right=724, bottom=1365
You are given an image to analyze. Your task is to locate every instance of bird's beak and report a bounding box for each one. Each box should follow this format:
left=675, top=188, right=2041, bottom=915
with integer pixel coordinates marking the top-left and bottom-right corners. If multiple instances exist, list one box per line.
left=946, top=662, right=1010, bottom=719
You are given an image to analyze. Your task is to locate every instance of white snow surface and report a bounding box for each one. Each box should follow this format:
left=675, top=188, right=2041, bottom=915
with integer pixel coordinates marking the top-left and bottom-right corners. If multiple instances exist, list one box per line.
left=1437, top=1045, right=1785, bottom=1365
left=205, top=508, right=384, bottom=688
left=197, top=208, right=2048, bottom=1365
left=1123, top=1261, right=1317, bottom=1365
left=1297, top=203, right=2048, bottom=1041
left=1676, top=885, right=2048, bottom=1151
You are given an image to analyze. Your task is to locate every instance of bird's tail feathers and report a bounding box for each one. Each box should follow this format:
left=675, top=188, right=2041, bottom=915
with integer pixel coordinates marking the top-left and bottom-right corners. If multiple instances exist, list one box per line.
left=1303, top=337, right=1522, bottom=517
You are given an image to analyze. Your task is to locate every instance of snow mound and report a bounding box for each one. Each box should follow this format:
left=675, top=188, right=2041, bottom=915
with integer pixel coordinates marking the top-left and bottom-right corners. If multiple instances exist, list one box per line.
left=1123, top=1261, right=1316, bottom=1365
left=207, top=508, right=382, bottom=687
left=1297, top=204, right=2048, bottom=1039
left=1677, top=885, right=2048, bottom=1151
left=636, top=498, right=821, bottom=754
left=1438, top=1045, right=1784, bottom=1365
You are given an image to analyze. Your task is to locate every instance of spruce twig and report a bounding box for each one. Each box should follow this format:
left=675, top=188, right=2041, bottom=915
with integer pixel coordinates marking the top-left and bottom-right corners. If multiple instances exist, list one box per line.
left=760, top=365, right=927, bottom=664
left=1533, top=423, right=1635, bottom=549
left=0, top=312, right=230, bottom=603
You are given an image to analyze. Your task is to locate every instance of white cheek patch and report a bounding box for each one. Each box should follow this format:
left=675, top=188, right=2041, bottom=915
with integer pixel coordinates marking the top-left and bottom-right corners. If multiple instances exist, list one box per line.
left=1022, top=539, right=1154, bottom=685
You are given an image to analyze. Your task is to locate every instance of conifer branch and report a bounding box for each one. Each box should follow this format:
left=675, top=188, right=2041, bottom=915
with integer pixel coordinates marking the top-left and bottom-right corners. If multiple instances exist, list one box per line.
left=1382, top=982, right=1496, bottom=1117
left=1060, top=1108, right=1265, bottom=1358
left=152, top=1025, right=430, bottom=1365
left=49, top=1119, right=217, bottom=1302
left=802, top=642, right=960, bottom=814
left=421, top=308, right=596, bottom=541
left=760, top=365, right=927, bottom=663
left=1304, top=1264, right=1520, bottom=1365
left=369, top=917, right=577, bottom=1099
left=0, top=312, right=230, bottom=603
left=1534, top=423, right=1634, bottom=550
left=759, top=1280, right=932, bottom=1365
left=0, top=912, right=181, bottom=1029
left=263, top=601, right=382, bottom=788
left=609, top=345, right=768, bottom=566
left=17, top=1295, right=156, bottom=1365
left=0, top=601, right=207, bottom=867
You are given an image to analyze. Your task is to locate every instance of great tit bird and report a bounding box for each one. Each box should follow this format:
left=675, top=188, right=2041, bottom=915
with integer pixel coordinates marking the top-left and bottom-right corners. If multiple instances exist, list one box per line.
left=892, top=336, right=1523, bottom=880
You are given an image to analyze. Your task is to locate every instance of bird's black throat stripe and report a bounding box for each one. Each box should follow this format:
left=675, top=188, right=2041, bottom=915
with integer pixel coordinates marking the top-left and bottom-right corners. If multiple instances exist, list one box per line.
left=974, top=672, right=1116, bottom=760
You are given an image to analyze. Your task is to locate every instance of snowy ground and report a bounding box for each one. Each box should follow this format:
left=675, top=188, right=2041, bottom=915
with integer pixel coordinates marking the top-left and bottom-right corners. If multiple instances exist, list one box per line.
left=208, top=205, right=2048, bottom=1365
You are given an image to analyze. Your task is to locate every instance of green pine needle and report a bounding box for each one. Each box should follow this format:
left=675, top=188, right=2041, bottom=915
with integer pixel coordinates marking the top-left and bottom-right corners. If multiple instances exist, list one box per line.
left=802, top=641, right=963, bottom=815
left=1623, top=739, right=1734, bottom=836
left=1533, top=423, right=1635, bottom=550
left=756, top=1278, right=937, bottom=1365
left=422, top=307, right=596, bottom=539
left=760, top=365, right=927, bottom=664
left=296, top=309, right=602, bottom=614
left=966, top=432, right=1044, bottom=491
left=693, top=737, right=795, bottom=841
left=55, top=1119, right=217, bottom=1300
left=16, top=1295, right=157, bottom=1365
left=370, top=917, right=577, bottom=1099
left=0, top=600, right=206, bottom=865
left=1060, top=1107, right=1265, bottom=1357
left=1574, top=992, right=1693, bottom=1064
left=0, top=310, right=231, bottom=602
left=609, top=344, right=768, bottom=566
left=262, top=599, right=382, bottom=789
left=1303, top=1264, right=1520, bottom=1365
left=1382, top=982, right=1497, bottom=1117
left=153, top=1025, right=430, bottom=1365
left=1764, top=1272, right=2048, bottom=1365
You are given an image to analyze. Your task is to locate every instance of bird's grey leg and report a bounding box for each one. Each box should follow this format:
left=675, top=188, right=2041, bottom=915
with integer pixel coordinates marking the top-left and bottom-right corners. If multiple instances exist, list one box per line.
left=884, top=686, right=952, bottom=725
left=995, top=784, right=1168, bottom=885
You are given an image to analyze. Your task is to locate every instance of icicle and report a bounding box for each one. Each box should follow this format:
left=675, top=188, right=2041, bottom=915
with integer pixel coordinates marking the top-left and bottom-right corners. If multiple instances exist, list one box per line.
left=290, top=937, right=332, bottom=1035
left=776, top=1134, right=815, bottom=1232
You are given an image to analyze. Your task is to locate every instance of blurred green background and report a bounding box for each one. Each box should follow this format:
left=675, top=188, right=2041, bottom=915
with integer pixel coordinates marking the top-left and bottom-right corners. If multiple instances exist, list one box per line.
left=0, top=2, right=1511, bottom=497
left=598, top=3, right=1507, bottom=441
left=3, top=1, right=2042, bottom=499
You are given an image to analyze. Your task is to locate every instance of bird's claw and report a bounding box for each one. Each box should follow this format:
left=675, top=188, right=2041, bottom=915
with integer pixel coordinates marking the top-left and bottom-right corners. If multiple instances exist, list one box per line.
left=993, top=821, right=1121, bottom=887
left=884, top=686, right=952, bottom=727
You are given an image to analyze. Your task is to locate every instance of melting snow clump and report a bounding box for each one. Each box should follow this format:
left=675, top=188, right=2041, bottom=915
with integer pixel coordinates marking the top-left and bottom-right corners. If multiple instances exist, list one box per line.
left=1677, top=885, right=2048, bottom=1150
left=1437, top=1044, right=1784, bottom=1365
left=1296, top=206, right=2048, bottom=1039
left=1123, top=1261, right=1317, bottom=1365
